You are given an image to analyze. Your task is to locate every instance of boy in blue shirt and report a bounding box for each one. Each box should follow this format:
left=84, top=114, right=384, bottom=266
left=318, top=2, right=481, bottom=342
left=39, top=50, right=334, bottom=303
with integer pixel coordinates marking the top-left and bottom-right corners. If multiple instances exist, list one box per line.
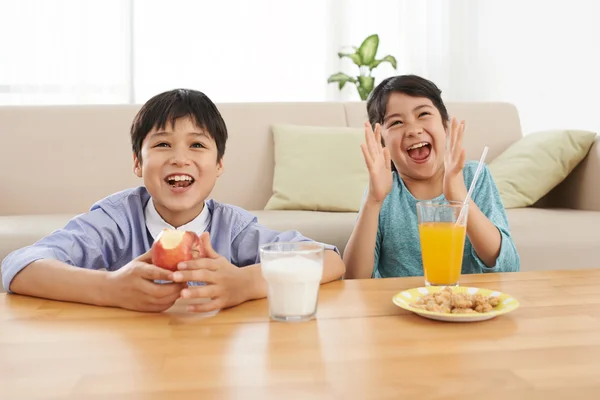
left=343, top=75, right=519, bottom=279
left=2, top=89, right=345, bottom=312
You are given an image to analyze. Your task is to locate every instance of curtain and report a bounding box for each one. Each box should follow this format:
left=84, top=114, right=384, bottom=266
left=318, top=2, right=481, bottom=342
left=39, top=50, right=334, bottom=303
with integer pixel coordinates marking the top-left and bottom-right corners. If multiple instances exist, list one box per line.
left=0, top=0, right=131, bottom=105
left=1, top=0, right=598, bottom=135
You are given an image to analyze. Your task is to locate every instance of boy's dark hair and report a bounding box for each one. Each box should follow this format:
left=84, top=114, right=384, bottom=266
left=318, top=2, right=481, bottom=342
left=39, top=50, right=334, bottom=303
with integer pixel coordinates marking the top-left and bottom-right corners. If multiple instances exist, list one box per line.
left=130, top=88, right=228, bottom=163
left=366, top=74, right=449, bottom=130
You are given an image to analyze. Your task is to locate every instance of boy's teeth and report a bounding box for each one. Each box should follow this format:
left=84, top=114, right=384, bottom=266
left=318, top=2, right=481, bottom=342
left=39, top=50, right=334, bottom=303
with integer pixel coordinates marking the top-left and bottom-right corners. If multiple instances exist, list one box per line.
left=168, top=175, right=192, bottom=181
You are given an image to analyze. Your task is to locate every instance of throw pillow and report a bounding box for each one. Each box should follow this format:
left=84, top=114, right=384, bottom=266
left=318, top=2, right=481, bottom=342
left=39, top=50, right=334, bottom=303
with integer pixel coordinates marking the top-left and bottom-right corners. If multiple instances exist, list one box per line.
left=265, top=124, right=368, bottom=212
left=488, top=129, right=597, bottom=208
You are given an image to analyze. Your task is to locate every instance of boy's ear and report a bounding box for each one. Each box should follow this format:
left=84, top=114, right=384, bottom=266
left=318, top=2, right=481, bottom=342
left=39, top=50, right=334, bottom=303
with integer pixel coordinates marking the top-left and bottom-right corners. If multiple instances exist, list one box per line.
left=133, top=153, right=142, bottom=177
left=216, top=157, right=225, bottom=177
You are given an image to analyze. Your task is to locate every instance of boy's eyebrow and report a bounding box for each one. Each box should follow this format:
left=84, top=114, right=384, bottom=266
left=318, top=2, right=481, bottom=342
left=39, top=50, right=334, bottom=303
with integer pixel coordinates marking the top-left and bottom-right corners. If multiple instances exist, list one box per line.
left=383, top=104, right=433, bottom=122
left=189, top=131, right=210, bottom=139
left=149, top=131, right=170, bottom=138
left=149, top=130, right=209, bottom=138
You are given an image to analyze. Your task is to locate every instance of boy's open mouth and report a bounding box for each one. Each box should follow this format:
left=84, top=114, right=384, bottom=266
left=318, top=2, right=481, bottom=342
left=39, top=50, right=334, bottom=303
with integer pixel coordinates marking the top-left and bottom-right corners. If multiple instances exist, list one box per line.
left=164, top=174, right=195, bottom=188
left=406, top=141, right=432, bottom=162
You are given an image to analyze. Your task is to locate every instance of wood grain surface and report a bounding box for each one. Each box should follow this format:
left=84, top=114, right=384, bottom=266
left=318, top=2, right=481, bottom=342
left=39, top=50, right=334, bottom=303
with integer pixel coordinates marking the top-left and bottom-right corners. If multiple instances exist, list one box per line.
left=2, top=269, right=600, bottom=399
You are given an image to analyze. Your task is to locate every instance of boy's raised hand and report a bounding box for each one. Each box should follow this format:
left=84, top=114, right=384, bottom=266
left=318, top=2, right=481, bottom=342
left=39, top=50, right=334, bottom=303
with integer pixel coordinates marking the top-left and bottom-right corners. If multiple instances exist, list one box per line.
left=360, top=122, right=393, bottom=204
left=170, top=232, right=250, bottom=313
left=105, top=250, right=187, bottom=312
left=443, top=117, right=468, bottom=202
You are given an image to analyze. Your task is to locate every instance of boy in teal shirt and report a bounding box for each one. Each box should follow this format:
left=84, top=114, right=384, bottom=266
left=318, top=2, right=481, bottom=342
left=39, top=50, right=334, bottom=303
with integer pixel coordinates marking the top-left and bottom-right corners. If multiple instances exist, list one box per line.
left=343, top=75, right=520, bottom=279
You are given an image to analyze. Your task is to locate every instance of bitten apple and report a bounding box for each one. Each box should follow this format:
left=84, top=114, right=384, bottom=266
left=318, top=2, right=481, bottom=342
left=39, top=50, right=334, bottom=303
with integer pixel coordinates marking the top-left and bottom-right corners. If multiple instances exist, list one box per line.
left=151, top=229, right=202, bottom=271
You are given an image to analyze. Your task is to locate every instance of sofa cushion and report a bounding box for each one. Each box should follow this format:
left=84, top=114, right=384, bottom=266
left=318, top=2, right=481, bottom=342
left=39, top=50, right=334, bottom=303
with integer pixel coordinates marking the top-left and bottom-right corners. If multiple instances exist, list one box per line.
left=488, top=129, right=597, bottom=208
left=253, top=210, right=357, bottom=256
left=264, top=124, right=368, bottom=212
left=505, top=208, right=600, bottom=272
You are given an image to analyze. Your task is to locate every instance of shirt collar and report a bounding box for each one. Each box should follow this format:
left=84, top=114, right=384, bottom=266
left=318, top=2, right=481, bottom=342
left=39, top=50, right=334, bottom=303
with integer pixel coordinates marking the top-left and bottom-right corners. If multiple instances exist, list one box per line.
left=144, top=197, right=211, bottom=240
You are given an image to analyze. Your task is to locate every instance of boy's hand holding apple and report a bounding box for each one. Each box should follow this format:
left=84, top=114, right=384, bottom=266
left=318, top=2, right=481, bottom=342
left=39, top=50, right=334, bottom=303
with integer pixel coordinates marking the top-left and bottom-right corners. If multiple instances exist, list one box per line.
left=103, top=228, right=205, bottom=312
left=105, top=229, right=246, bottom=313
left=150, top=229, right=207, bottom=271
left=103, top=248, right=187, bottom=313
left=167, top=232, right=253, bottom=313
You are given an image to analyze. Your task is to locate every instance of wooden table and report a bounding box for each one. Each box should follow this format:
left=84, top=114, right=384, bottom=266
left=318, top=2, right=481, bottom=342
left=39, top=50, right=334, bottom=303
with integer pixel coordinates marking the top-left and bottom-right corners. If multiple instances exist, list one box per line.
left=2, top=269, right=600, bottom=399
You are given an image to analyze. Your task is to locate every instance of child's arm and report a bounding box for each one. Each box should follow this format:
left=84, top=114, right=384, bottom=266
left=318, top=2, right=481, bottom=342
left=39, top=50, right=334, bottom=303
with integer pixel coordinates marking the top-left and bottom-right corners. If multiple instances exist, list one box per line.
left=2, top=210, right=184, bottom=311
left=343, top=122, right=393, bottom=279
left=343, top=198, right=383, bottom=279
left=465, top=166, right=520, bottom=272
left=9, top=253, right=182, bottom=312
left=1, top=209, right=116, bottom=295
left=9, top=259, right=111, bottom=305
left=443, top=119, right=519, bottom=272
left=465, top=200, right=503, bottom=267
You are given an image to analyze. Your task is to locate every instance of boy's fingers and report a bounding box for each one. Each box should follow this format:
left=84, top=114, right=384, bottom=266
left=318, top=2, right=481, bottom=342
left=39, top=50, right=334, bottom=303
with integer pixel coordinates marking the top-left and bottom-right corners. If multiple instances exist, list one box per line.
left=187, top=299, right=222, bottom=313
left=200, top=232, right=220, bottom=259
left=172, top=269, right=218, bottom=284
left=177, top=258, right=220, bottom=271
left=137, top=279, right=183, bottom=299
left=181, top=284, right=221, bottom=300
left=135, top=250, right=153, bottom=263
left=154, top=282, right=187, bottom=298
left=137, top=263, right=174, bottom=281
left=152, top=290, right=184, bottom=306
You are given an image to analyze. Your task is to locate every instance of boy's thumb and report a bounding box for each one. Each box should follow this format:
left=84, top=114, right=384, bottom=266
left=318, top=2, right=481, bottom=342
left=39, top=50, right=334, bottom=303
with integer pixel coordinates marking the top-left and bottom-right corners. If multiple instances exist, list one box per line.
left=135, top=249, right=153, bottom=263
left=198, top=232, right=220, bottom=259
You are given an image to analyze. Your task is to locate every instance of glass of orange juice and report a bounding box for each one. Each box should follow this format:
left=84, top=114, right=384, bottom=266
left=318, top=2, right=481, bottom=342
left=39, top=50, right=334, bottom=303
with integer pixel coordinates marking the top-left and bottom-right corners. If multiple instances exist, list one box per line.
left=416, top=200, right=468, bottom=286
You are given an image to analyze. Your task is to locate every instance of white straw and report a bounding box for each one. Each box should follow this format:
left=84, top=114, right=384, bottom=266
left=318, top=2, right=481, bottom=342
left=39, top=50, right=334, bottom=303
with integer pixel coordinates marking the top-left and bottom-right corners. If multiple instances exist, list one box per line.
left=456, top=146, right=489, bottom=226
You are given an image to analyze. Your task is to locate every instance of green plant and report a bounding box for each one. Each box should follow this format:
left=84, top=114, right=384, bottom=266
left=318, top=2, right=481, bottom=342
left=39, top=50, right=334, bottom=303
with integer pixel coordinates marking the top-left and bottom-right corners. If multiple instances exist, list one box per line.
left=327, top=34, right=397, bottom=101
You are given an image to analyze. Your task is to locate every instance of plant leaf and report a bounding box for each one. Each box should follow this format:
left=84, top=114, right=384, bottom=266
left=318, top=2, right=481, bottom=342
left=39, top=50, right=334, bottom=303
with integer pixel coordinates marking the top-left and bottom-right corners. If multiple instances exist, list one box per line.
left=370, top=55, right=397, bottom=70
left=357, top=76, right=375, bottom=100
left=338, top=52, right=362, bottom=66
left=357, top=87, right=369, bottom=100
left=357, top=34, right=379, bottom=66
left=327, top=72, right=357, bottom=90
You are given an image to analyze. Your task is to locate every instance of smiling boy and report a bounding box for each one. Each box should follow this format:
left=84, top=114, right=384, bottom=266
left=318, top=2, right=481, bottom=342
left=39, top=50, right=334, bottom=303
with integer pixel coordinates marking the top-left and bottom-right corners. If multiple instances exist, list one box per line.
left=1, top=89, right=345, bottom=312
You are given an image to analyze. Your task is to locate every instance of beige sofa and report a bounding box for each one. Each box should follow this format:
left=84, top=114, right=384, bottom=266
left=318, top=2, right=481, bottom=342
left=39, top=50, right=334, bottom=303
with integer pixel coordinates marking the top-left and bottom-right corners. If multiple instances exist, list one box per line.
left=1, top=102, right=599, bottom=292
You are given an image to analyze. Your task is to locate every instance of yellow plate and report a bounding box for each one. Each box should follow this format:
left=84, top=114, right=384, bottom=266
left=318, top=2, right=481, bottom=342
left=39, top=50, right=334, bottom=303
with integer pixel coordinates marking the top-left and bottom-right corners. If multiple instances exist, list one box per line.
left=393, top=286, right=520, bottom=322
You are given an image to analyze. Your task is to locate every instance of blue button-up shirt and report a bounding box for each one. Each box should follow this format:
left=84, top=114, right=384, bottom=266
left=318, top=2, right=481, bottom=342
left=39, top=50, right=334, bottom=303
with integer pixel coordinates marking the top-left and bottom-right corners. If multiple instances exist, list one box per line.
left=1, top=186, right=337, bottom=292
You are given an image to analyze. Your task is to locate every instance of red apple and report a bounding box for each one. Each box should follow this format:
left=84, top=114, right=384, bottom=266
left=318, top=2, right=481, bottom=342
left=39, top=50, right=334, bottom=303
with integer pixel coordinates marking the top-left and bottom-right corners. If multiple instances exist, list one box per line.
left=151, top=229, right=202, bottom=271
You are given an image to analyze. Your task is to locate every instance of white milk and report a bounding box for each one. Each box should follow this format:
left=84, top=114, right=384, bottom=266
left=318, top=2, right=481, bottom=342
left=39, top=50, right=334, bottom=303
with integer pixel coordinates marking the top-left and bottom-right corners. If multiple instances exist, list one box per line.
left=261, top=255, right=323, bottom=318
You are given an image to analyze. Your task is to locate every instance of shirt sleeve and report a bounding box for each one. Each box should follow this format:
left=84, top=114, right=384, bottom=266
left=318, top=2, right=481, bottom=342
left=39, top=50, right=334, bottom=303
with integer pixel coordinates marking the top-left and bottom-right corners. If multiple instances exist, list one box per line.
left=1, top=207, right=128, bottom=293
left=231, top=220, right=340, bottom=267
left=469, top=164, right=521, bottom=273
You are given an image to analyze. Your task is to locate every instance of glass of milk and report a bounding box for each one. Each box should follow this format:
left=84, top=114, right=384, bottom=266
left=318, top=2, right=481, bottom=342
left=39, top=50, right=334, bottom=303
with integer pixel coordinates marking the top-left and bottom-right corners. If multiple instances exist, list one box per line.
left=259, top=241, right=325, bottom=322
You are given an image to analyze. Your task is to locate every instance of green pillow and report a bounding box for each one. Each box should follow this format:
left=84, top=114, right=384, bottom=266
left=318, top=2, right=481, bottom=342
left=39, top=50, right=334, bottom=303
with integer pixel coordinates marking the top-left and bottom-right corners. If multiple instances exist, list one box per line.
left=265, top=124, right=368, bottom=212
left=488, top=129, right=597, bottom=208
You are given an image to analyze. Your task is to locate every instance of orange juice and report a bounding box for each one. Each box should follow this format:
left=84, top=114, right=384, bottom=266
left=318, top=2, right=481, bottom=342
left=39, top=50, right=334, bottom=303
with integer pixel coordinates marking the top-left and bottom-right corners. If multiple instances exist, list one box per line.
left=418, top=222, right=466, bottom=285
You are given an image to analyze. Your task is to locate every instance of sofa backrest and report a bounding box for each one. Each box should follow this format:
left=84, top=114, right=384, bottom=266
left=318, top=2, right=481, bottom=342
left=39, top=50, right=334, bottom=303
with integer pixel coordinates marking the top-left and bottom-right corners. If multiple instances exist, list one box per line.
left=0, top=102, right=522, bottom=215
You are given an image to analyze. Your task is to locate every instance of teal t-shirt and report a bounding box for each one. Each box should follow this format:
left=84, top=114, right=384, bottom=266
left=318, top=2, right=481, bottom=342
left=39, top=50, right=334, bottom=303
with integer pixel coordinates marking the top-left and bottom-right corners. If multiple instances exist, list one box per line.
left=370, top=161, right=520, bottom=278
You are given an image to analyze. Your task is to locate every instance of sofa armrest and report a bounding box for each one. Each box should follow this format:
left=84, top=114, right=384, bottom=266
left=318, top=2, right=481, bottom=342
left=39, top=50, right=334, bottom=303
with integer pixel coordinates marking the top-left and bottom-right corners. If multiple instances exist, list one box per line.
left=536, top=136, right=600, bottom=211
